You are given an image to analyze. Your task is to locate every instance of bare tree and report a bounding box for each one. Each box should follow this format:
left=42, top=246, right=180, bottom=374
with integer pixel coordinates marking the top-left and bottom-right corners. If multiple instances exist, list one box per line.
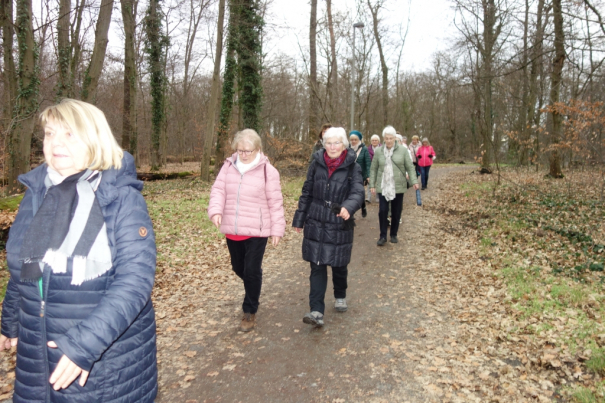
left=201, top=0, right=226, bottom=181
left=121, top=0, right=138, bottom=157
left=308, top=0, right=319, bottom=140
left=548, top=0, right=565, bottom=178
left=367, top=0, right=388, bottom=126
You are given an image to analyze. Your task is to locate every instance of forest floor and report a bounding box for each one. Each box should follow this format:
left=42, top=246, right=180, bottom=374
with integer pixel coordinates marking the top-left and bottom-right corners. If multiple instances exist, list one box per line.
left=0, top=164, right=604, bottom=402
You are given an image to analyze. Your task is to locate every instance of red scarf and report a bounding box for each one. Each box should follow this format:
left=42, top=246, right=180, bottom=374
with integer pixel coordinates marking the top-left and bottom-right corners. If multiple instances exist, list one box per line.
left=324, top=150, right=347, bottom=178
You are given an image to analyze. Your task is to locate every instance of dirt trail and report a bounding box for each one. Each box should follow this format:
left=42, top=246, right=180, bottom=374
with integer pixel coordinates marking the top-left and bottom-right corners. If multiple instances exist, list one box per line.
left=157, top=166, right=473, bottom=403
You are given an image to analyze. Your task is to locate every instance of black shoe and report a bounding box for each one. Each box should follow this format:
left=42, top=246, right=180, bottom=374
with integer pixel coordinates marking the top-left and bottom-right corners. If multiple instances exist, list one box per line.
left=421, top=187, right=426, bottom=190
left=362, top=207, right=367, bottom=218
left=390, top=236, right=398, bottom=243
left=377, top=238, right=387, bottom=246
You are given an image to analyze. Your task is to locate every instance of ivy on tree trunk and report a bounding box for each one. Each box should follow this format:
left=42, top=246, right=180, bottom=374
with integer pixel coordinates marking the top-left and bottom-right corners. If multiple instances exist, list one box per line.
left=144, top=0, right=168, bottom=170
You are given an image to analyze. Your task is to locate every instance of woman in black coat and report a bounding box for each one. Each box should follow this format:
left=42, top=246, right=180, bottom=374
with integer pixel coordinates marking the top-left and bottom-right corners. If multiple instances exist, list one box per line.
left=0, top=99, right=157, bottom=402
left=293, top=127, right=365, bottom=328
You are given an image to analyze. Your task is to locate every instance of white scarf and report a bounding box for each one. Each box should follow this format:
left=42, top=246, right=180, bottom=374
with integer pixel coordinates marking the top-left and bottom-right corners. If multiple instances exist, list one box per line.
left=236, top=152, right=261, bottom=174
left=381, top=145, right=396, bottom=201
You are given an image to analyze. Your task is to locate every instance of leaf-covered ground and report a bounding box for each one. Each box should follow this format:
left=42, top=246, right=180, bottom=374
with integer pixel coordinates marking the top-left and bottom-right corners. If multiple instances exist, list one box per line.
left=0, top=166, right=604, bottom=402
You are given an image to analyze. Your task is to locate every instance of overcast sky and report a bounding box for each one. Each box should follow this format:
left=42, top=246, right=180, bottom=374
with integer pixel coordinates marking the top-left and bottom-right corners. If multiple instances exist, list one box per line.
left=267, top=0, right=458, bottom=72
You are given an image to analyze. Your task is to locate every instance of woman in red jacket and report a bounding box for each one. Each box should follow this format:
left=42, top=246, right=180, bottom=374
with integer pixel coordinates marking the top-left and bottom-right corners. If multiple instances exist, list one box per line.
left=416, top=137, right=436, bottom=190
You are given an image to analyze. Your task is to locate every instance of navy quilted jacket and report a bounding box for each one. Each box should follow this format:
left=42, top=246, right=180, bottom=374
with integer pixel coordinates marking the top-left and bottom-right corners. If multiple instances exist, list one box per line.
left=292, top=148, right=364, bottom=267
left=0, top=152, right=158, bottom=402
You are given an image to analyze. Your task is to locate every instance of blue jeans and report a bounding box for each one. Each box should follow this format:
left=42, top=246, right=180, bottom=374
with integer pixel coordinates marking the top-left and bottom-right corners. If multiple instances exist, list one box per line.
left=420, top=165, right=431, bottom=188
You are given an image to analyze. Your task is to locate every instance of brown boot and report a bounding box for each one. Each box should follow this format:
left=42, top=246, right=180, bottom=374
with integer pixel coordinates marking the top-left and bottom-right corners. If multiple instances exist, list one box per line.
left=240, top=313, right=256, bottom=332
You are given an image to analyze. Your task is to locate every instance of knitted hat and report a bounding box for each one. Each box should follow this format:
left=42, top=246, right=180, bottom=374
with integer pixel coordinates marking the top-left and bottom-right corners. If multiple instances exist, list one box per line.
left=349, top=130, right=363, bottom=141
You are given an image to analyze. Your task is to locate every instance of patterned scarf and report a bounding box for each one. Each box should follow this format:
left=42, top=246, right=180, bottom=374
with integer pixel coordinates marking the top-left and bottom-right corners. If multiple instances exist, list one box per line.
left=324, top=150, right=347, bottom=178
left=19, top=169, right=112, bottom=285
left=381, top=145, right=396, bottom=201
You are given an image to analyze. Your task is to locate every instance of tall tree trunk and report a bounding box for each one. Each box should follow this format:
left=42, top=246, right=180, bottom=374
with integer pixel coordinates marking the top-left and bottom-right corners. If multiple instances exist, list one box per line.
left=121, top=0, right=138, bottom=158
left=69, top=0, right=85, bottom=91
left=216, top=0, right=239, bottom=168
left=518, top=0, right=530, bottom=165
left=145, top=0, right=167, bottom=170
left=238, top=0, right=263, bottom=132
left=527, top=0, right=545, bottom=168
left=326, top=0, right=337, bottom=123
left=201, top=0, right=225, bottom=181
left=308, top=0, right=319, bottom=141
left=6, top=0, right=39, bottom=192
left=368, top=0, right=388, bottom=126
left=81, top=0, right=114, bottom=102
left=1, top=0, right=17, bottom=120
left=549, top=0, right=564, bottom=178
left=56, top=0, right=71, bottom=98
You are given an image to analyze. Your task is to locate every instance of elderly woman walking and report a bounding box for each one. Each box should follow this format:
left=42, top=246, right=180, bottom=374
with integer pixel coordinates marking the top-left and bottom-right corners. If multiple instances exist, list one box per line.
left=208, top=129, right=286, bottom=332
left=369, top=126, right=419, bottom=246
left=349, top=130, right=370, bottom=217
left=293, top=127, right=364, bottom=327
left=416, top=137, right=436, bottom=190
left=409, top=135, right=422, bottom=179
left=0, top=99, right=158, bottom=402
left=367, top=135, right=381, bottom=203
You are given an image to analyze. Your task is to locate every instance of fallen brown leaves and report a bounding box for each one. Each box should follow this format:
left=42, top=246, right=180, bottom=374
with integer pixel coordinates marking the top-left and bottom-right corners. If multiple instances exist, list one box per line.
left=412, top=166, right=605, bottom=402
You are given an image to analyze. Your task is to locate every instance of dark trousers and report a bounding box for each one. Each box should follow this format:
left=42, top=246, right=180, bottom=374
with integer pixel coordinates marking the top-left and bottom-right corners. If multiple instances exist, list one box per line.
left=378, top=193, right=404, bottom=239
left=420, top=165, right=431, bottom=188
left=309, top=262, right=348, bottom=314
left=226, top=237, right=268, bottom=314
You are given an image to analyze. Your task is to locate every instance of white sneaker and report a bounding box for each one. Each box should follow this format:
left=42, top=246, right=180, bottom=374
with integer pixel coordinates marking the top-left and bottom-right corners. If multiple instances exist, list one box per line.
left=334, top=298, right=348, bottom=312
left=303, top=311, right=324, bottom=327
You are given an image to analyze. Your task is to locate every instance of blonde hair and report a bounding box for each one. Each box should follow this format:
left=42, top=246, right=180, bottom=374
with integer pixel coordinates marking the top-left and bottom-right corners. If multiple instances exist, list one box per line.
left=39, top=99, right=123, bottom=170
left=412, top=135, right=419, bottom=141
left=232, top=128, right=262, bottom=151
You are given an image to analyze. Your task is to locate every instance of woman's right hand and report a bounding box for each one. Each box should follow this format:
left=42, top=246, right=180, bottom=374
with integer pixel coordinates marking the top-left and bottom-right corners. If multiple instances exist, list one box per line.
left=211, top=214, right=222, bottom=229
left=371, top=188, right=376, bottom=195
left=0, top=335, right=17, bottom=351
left=294, top=227, right=302, bottom=233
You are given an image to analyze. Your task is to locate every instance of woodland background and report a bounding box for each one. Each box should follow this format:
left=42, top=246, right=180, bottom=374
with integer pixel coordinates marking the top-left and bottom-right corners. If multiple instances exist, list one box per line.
left=1, top=0, right=605, bottom=187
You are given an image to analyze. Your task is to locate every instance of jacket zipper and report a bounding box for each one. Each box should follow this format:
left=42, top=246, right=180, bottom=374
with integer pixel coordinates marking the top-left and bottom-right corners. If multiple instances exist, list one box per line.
left=40, top=266, right=51, bottom=401
left=317, top=163, right=345, bottom=265
left=259, top=208, right=263, bottom=231
left=234, top=173, right=243, bottom=235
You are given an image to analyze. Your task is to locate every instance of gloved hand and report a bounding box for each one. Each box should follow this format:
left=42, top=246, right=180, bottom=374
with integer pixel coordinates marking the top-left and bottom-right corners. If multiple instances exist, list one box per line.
left=417, top=155, right=422, bottom=159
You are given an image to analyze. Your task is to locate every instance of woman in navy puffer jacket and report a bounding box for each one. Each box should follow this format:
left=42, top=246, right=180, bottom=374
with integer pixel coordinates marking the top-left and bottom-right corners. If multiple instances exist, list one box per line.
left=0, top=99, right=157, bottom=402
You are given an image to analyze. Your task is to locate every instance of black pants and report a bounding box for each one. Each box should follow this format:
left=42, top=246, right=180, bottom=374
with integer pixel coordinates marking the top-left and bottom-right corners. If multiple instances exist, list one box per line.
left=378, top=193, right=404, bottom=239
left=226, top=237, right=268, bottom=314
left=413, top=162, right=420, bottom=179
left=309, top=262, right=348, bottom=314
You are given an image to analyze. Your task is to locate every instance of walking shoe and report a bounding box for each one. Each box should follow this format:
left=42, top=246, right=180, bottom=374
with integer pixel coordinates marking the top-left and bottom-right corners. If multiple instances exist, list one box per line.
left=390, top=236, right=398, bottom=243
left=240, top=313, right=256, bottom=332
left=362, top=207, right=367, bottom=218
left=334, top=298, right=348, bottom=312
left=377, top=238, right=387, bottom=246
left=421, top=187, right=426, bottom=190
left=303, top=311, right=324, bottom=327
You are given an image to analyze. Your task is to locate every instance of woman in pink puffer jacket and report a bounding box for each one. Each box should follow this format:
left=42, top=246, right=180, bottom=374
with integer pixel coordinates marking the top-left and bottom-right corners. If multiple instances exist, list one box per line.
left=208, top=129, right=286, bottom=332
left=416, top=137, right=436, bottom=190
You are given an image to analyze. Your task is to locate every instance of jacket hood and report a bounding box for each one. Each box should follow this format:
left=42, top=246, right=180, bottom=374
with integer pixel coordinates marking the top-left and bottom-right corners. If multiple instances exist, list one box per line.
left=18, top=152, right=142, bottom=206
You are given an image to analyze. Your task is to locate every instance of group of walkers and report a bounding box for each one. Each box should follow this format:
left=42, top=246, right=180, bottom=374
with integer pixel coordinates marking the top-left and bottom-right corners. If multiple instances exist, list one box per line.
left=0, top=97, right=437, bottom=401
left=208, top=123, right=436, bottom=330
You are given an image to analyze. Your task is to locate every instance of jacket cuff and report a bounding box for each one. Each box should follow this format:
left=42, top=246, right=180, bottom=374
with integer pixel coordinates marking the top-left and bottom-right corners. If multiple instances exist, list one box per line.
left=53, top=334, right=95, bottom=372
left=292, top=211, right=306, bottom=228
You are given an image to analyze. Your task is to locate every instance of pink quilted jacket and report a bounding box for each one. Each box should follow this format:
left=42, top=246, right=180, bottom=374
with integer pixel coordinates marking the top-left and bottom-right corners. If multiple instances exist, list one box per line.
left=207, top=153, right=286, bottom=238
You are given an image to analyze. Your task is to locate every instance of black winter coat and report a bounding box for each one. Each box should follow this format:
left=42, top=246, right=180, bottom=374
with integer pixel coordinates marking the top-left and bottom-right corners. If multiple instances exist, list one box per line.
left=1, top=152, right=157, bottom=402
left=292, top=149, right=365, bottom=267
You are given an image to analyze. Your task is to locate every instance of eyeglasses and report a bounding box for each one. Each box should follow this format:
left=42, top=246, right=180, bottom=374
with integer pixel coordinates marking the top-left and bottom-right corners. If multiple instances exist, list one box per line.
left=324, top=141, right=343, bottom=148
left=236, top=149, right=256, bottom=155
